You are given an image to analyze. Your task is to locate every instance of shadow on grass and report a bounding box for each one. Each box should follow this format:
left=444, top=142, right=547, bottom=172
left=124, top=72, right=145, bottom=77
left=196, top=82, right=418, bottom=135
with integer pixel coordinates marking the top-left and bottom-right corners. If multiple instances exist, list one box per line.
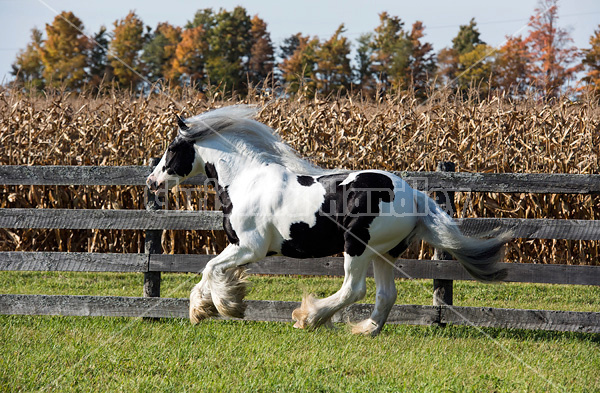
left=386, top=323, right=600, bottom=344
left=140, top=314, right=600, bottom=345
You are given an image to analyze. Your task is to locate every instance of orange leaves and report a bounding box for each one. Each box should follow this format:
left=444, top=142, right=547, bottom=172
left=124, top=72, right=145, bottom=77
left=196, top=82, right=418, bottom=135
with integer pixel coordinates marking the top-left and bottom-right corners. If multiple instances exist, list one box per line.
left=170, top=26, right=208, bottom=83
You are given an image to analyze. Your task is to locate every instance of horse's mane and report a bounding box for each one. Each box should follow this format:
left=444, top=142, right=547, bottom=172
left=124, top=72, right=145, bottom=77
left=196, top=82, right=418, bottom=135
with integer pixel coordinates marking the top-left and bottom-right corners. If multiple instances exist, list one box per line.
left=178, top=105, right=328, bottom=176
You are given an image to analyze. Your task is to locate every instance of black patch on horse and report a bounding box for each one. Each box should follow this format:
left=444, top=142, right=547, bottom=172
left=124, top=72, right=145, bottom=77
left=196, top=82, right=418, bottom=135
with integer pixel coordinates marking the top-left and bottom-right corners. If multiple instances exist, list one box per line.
left=164, top=138, right=195, bottom=177
left=204, top=162, right=240, bottom=245
left=281, top=174, right=347, bottom=258
left=343, top=173, right=395, bottom=256
left=296, top=175, right=315, bottom=187
left=280, top=172, right=395, bottom=258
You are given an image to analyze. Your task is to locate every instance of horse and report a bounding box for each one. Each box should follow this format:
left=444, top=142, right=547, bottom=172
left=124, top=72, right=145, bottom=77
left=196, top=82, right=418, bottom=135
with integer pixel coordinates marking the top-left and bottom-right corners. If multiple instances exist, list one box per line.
left=146, top=104, right=509, bottom=336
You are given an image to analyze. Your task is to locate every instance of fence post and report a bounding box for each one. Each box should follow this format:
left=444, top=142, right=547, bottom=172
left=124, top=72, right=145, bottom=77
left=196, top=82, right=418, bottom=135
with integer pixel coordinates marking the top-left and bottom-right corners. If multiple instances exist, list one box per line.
left=144, top=158, right=162, bottom=317
left=433, top=161, right=455, bottom=324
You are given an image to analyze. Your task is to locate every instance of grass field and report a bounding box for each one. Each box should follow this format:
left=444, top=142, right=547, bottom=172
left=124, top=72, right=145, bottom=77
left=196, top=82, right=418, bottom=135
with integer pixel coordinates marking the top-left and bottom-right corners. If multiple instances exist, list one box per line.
left=1, top=271, right=599, bottom=392
left=1, top=88, right=599, bottom=391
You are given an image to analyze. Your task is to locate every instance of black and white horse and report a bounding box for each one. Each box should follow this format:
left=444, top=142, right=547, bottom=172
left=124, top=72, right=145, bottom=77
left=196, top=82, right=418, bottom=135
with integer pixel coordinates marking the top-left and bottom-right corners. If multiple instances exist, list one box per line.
left=147, top=105, right=508, bottom=335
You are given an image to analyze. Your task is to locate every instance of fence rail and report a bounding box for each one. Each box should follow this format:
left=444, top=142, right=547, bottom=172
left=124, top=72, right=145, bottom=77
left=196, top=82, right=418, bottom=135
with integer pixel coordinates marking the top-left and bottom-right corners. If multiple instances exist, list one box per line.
left=2, top=252, right=600, bottom=286
left=1, top=165, right=600, bottom=193
left=1, top=208, right=600, bottom=240
left=1, top=294, right=598, bottom=333
left=1, top=164, right=599, bottom=333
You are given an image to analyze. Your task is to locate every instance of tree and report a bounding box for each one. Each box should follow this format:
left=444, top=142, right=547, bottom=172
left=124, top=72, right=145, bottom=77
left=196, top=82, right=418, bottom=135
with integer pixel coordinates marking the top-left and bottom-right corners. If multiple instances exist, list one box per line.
left=279, top=34, right=320, bottom=95
left=437, top=18, right=488, bottom=91
left=11, top=28, right=45, bottom=90
left=495, top=36, right=531, bottom=97
left=457, top=44, right=497, bottom=95
left=436, top=47, right=458, bottom=87
left=452, top=18, right=484, bottom=55
left=368, top=14, right=435, bottom=93
left=280, top=34, right=301, bottom=60
left=87, top=26, right=112, bottom=88
left=109, top=11, right=145, bottom=89
left=525, top=0, right=581, bottom=98
left=141, top=22, right=181, bottom=82
left=39, top=11, right=89, bottom=89
left=370, top=12, right=405, bottom=90
left=248, top=15, right=275, bottom=88
left=314, top=24, right=352, bottom=95
left=581, top=26, right=600, bottom=95
left=188, top=7, right=253, bottom=93
left=169, top=26, right=208, bottom=85
left=279, top=33, right=302, bottom=83
left=355, top=33, right=375, bottom=94
left=407, top=21, right=436, bottom=96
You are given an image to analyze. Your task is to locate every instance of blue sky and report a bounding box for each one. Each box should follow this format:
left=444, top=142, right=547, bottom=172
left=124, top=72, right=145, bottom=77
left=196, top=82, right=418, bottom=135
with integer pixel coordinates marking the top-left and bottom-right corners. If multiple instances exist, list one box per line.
left=1, top=0, right=599, bottom=83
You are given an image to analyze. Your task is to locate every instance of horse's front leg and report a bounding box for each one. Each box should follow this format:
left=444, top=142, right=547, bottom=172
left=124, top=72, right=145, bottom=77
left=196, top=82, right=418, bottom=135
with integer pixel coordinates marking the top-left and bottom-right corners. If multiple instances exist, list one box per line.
left=190, top=244, right=261, bottom=324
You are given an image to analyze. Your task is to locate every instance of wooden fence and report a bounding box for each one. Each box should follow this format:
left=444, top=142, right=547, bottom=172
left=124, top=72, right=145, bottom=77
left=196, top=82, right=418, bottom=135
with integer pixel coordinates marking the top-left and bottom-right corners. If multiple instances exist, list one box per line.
left=1, top=163, right=599, bottom=333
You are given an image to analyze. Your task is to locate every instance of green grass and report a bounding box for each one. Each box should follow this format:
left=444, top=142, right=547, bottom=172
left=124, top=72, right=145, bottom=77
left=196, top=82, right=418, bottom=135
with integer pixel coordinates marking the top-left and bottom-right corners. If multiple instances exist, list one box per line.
left=1, top=271, right=600, bottom=392
left=2, top=271, right=599, bottom=311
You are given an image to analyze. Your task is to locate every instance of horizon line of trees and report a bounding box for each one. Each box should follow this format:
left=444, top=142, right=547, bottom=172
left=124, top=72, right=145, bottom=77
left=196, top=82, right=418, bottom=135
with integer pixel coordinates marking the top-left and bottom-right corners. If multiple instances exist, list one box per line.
left=9, top=0, right=600, bottom=99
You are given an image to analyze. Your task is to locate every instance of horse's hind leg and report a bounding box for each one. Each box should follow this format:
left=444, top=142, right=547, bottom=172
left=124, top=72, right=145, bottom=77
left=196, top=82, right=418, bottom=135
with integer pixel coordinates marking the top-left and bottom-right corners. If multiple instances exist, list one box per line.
left=351, top=254, right=397, bottom=336
left=292, top=252, right=370, bottom=329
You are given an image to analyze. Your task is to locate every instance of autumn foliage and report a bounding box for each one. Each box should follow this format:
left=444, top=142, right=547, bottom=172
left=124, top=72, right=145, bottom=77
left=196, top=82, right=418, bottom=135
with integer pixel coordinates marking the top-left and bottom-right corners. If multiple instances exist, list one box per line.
left=9, top=1, right=600, bottom=98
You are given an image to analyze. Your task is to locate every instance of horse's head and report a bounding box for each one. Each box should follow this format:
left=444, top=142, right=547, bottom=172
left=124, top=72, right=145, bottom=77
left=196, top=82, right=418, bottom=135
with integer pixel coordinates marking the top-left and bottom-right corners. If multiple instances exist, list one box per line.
left=146, top=116, right=204, bottom=193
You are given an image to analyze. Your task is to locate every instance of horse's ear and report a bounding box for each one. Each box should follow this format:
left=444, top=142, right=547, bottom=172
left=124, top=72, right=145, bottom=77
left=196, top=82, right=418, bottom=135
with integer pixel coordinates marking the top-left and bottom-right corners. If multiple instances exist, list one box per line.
left=176, top=115, right=190, bottom=131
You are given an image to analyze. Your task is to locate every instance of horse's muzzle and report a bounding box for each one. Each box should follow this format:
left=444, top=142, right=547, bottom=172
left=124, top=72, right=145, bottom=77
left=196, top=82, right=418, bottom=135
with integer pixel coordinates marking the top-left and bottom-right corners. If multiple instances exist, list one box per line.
left=146, top=175, right=161, bottom=193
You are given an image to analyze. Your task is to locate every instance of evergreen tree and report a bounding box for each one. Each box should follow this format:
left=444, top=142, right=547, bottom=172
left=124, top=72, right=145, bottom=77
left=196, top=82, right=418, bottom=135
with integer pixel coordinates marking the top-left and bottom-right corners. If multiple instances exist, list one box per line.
left=355, top=33, right=374, bottom=94
left=109, top=11, right=145, bottom=89
left=370, top=12, right=405, bottom=90
left=452, top=18, right=484, bottom=55
left=40, top=11, right=90, bottom=89
left=437, top=18, right=488, bottom=91
left=369, top=14, right=435, bottom=93
left=188, top=7, right=253, bottom=93
left=87, top=26, right=111, bottom=88
left=11, top=28, right=45, bottom=90
left=280, top=34, right=301, bottom=60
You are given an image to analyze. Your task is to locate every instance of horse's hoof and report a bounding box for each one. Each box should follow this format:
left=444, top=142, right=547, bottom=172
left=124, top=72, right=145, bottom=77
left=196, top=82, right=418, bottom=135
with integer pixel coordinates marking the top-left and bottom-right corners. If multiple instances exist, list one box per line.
left=292, top=306, right=308, bottom=329
left=350, top=319, right=381, bottom=336
left=293, top=319, right=306, bottom=329
left=189, top=299, right=218, bottom=324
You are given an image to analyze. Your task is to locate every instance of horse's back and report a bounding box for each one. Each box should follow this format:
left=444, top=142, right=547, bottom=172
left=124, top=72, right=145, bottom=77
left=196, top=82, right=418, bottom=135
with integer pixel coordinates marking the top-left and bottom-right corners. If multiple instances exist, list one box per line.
left=258, top=168, right=418, bottom=259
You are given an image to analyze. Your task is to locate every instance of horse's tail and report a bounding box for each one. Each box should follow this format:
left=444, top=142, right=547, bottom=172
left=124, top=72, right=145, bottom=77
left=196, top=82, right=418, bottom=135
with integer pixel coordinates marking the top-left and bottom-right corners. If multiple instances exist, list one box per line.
left=414, top=190, right=509, bottom=282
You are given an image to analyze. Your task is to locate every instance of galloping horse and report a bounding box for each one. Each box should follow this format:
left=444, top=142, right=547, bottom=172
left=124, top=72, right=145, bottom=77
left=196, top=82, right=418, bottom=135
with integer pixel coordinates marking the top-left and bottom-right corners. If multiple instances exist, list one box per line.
left=147, top=105, right=508, bottom=335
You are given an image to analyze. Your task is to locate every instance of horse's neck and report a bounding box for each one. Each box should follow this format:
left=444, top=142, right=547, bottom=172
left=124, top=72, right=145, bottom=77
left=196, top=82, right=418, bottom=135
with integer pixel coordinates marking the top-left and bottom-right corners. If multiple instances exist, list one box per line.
left=198, top=145, right=258, bottom=187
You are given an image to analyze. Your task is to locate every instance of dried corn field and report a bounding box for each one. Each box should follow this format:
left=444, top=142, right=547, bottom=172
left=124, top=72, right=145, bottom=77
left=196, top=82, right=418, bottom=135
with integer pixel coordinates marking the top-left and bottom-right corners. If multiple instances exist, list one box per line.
left=0, top=86, right=599, bottom=265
